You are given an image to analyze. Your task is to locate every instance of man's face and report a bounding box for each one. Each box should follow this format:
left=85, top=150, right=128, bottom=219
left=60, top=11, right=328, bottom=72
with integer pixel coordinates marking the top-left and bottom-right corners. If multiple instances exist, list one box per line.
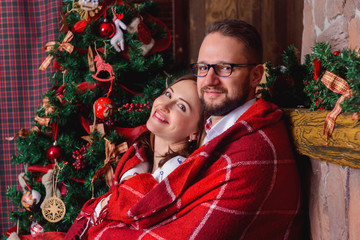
left=196, top=32, right=256, bottom=116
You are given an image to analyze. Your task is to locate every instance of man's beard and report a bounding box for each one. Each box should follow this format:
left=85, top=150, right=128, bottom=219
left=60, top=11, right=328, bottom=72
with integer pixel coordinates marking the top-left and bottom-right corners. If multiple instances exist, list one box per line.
left=200, top=87, right=248, bottom=116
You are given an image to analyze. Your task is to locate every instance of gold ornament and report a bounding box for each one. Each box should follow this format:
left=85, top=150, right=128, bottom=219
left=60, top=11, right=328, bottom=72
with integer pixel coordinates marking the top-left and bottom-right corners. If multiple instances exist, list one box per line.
left=42, top=160, right=66, bottom=222
left=41, top=196, right=66, bottom=223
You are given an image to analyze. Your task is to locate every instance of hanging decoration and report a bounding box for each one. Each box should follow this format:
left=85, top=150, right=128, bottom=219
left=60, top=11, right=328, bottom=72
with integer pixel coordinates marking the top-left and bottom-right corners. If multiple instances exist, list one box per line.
left=40, top=169, right=61, bottom=209
left=99, top=19, right=116, bottom=38
left=98, top=7, right=115, bottom=38
left=110, top=7, right=127, bottom=52
left=41, top=162, right=66, bottom=223
left=30, top=221, right=44, bottom=236
left=19, top=173, right=42, bottom=212
left=92, top=54, right=115, bottom=82
left=94, top=97, right=115, bottom=119
left=127, top=17, right=155, bottom=56
left=46, top=120, right=63, bottom=163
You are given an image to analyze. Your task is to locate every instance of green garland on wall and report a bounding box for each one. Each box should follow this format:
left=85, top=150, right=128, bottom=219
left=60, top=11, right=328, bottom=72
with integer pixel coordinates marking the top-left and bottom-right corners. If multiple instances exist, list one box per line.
left=261, top=42, right=360, bottom=115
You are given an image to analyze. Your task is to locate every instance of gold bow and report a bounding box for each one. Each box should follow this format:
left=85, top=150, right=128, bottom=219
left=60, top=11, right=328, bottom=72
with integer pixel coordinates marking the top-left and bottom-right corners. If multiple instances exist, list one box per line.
left=91, top=138, right=128, bottom=187
left=39, top=31, right=74, bottom=71
left=320, top=71, right=352, bottom=144
left=6, top=129, right=30, bottom=141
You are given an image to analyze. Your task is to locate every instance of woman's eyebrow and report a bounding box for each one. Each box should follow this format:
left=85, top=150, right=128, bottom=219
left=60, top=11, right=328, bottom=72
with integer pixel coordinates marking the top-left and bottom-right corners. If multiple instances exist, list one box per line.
left=179, top=97, right=191, bottom=110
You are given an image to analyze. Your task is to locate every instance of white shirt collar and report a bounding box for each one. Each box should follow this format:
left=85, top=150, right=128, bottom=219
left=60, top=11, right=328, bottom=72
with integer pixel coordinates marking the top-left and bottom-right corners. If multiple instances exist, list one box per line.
left=202, top=98, right=256, bottom=145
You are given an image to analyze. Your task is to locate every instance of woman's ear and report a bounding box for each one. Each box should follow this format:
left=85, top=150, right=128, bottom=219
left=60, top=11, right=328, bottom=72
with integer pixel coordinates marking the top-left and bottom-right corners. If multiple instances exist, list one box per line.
left=250, top=64, right=265, bottom=88
left=189, top=132, right=199, bottom=141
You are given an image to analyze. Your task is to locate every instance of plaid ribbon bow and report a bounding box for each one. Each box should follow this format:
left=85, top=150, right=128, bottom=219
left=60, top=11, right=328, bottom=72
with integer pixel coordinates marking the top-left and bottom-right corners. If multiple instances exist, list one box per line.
left=92, top=138, right=128, bottom=187
left=39, top=31, right=74, bottom=71
left=320, top=71, right=352, bottom=143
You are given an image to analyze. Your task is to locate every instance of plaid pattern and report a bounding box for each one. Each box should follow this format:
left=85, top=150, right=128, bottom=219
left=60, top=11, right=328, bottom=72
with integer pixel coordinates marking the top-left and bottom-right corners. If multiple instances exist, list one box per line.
left=65, top=99, right=304, bottom=240
left=0, top=0, right=61, bottom=233
left=320, top=71, right=352, bottom=143
left=204, top=117, right=212, bottom=131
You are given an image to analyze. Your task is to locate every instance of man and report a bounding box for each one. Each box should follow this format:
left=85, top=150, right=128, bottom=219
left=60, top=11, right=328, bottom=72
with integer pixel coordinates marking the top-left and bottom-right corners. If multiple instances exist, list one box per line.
left=193, top=19, right=265, bottom=145
left=65, top=20, right=304, bottom=240
left=189, top=19, right=305, bottom=239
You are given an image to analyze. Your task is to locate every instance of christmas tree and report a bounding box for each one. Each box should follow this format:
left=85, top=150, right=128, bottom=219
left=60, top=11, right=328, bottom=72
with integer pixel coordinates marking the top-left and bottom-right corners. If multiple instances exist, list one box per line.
left=5, top=0, right=175, bottom=235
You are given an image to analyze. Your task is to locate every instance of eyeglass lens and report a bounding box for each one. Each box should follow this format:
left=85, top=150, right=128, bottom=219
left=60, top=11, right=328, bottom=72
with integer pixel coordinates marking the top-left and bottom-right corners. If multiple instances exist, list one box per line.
left=193, top=63, right=233, bottom=77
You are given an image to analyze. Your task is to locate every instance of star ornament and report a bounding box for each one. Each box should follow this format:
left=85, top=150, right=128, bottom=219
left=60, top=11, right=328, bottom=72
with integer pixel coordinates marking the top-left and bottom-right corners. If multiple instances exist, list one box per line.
left=42, top=197, right=66, bottom=223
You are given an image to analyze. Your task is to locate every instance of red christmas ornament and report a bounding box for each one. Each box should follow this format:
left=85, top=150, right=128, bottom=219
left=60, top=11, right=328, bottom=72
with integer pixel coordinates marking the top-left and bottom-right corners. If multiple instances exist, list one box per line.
left=334, top=50, right=340, bottom=56
left=46, top=142, right=63, bottom=163
left=94, top=97, right=114, bottom=119
left=99, top=19, right=115, bottom=38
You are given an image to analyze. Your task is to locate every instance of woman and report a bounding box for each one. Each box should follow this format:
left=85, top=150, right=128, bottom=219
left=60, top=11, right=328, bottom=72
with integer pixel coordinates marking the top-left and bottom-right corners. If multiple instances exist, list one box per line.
left=65, top=74, right=203, bottom=239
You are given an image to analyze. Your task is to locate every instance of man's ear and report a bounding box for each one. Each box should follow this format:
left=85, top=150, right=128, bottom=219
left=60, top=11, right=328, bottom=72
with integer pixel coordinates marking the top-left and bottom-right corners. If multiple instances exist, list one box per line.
left=250, top=64, right=265, bottom=88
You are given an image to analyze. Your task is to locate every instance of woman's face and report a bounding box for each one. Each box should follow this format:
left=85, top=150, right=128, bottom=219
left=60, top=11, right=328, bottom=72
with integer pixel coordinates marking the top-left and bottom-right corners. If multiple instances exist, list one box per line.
left=146, top=80, right=202, bottom=145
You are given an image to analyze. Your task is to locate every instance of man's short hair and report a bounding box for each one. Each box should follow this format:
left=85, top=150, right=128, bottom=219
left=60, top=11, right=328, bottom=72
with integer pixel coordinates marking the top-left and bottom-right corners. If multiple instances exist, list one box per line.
left=205, top=19, right=263, bottom=63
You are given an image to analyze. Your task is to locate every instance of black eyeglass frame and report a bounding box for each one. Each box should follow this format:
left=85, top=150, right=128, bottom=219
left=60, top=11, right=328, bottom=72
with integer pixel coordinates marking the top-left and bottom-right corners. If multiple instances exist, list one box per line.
left=190, top=63, right=258, bottom=77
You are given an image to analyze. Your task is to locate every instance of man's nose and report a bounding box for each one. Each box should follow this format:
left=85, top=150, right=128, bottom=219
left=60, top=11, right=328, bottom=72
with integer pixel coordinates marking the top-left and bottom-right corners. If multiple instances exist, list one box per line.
left=203, top=67, right=220, bottom=86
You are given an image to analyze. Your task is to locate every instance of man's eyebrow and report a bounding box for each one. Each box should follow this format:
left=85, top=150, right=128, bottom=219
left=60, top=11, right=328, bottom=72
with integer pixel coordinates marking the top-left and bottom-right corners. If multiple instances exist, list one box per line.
left=169, top=87, right=174, bottom=92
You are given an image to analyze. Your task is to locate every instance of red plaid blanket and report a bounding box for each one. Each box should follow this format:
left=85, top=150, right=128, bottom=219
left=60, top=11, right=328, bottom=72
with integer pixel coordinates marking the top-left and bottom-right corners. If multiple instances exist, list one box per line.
left=66, top=99, right=304, bottom=239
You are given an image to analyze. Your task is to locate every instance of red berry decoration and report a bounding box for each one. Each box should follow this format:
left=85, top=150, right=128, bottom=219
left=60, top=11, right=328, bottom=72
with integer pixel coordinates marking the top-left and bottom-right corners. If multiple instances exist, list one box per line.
left=99, top=19, right=115, bottom=38
left=46, top=142, right=63, bottom=163
left=334, top=51, right=340, bottom=56
left=72, top=143, right=90, bottom=169
left=119, top=101, right=151, bottom=112
left=94, top=97, right=114, bottom=119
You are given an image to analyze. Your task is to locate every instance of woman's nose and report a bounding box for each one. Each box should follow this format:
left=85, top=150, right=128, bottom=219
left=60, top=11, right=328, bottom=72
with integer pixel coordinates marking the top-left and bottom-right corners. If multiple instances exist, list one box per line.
left=159, top=101, right=172, bottom=112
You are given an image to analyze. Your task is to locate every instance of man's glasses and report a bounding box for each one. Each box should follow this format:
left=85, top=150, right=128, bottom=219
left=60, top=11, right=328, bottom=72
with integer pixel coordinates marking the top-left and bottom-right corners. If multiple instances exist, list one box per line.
left=190, top=63, right=257, bottom=77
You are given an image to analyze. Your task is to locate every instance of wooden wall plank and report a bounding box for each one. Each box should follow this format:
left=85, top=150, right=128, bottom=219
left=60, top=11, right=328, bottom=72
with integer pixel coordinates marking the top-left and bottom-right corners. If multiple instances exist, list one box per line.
left=205, top=0, right=238, bottom=26
left=188, top=0, right=303, bottom=65
left=189, top=0, right=206, bottom=63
